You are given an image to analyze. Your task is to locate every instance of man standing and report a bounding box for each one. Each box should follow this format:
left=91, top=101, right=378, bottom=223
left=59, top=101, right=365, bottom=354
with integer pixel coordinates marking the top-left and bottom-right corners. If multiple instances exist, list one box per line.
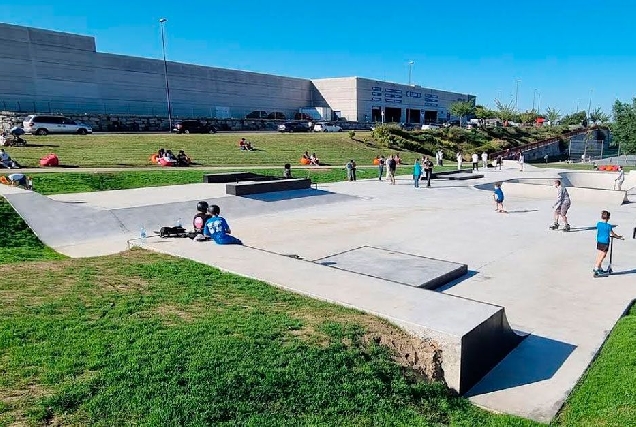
left=378, top=155, right=385, bottom=181
left=471, top=153, right=479, bottom=172
left=345, top=160, right=354, bottom=181
left=518, top=151, right=525, bottom=172
left=481, top=151, right=488, bottom=169
left=423, top=156, right=434, bottom=187
left=387, top=155, right=397, bottom=185
left=456, top=152, right=463, bottom=171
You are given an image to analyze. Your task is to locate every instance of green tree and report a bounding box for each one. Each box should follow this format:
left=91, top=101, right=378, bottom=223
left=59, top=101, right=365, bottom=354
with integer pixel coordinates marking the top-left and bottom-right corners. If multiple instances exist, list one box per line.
left=519, top=111, right=539, bottom=124
left=449, top=101, right=475, bottom=126
left=612, top=98, right=636, bottom=154
left=545, top=107, right=561, bottom=124
left=560, top=111, right=587, bottom=126
left=474, top=105, right=496, bottom=127
left=494, top=99, right=516, bottom=124
left=589, top=107, right=610, bottom=125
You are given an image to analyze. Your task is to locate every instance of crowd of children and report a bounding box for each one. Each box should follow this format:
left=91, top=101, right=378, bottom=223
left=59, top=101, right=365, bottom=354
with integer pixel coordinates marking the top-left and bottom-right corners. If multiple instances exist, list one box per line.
left=156, top=148, right=191, bottom=167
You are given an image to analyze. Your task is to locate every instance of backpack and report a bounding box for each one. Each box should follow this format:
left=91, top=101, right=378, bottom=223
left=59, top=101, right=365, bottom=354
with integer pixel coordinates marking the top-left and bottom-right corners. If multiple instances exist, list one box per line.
left=159, top=226, right=187, bottom=238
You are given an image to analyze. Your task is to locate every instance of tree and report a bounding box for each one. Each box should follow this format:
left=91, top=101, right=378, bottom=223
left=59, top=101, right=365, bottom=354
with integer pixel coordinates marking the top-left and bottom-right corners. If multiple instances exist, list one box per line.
left=560, top=111, right=587, bottom=126
left=494, top=99, right=516, bottom=123
left=474, top=105, right=496, bottom=127
left=449, top=101, right=475, bottom=126
left=589, top=107, right=610, bottom=125
left=612, top=98, right=636, bottom=154
left=519, top=111, right=539, bottom=124
left=545, top=107, right=561, bottom=124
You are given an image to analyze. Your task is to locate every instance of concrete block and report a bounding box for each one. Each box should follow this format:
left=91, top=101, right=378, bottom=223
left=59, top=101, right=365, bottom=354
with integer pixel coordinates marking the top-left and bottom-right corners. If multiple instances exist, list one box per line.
left=226, top=179, right=311, bottom=196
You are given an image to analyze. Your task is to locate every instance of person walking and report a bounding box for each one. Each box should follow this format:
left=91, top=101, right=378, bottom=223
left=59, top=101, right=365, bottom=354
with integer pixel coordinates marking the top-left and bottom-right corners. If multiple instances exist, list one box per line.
left=481, top=151, right=488, bottom=169
left=518, top=151, right=525, bottom=172
left=387, top=155, right=397, bottom=185
left=496, top=154, right=503, bottom=171
left=614, top=166, right=625, bottom=190
left=456, top=152, right=463, bottom=171
left=550, top=180, right=571, bottom=231
left=471, top=153, right=479, bottom=172
left=378, top=155, right=385, bottom=181
left=413, top=159, right=422, bottom=188
left=351, top=159, right=357, bottom=181
left=423, top=156, right=434, bottom=187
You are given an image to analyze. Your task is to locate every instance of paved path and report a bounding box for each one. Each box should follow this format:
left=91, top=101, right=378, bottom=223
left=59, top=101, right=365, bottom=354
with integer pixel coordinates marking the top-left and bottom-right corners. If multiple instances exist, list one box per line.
left=2, top=162, right=635, bottom=422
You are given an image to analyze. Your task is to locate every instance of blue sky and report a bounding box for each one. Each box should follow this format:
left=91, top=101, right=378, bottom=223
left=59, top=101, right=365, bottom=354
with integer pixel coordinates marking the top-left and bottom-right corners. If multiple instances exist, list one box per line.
left=1, top=0, right=634, bottom=115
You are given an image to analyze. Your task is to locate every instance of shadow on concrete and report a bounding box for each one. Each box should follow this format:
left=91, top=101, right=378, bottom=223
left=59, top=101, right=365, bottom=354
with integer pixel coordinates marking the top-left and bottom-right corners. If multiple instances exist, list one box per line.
left=466, top=334, right=576, bottom=396
left=241, top=189, right=334, bottom=202
left=505, top=209, right=539, bottom=214
left=434, top=270, right=478, bottom=292
left=609, top=268, right=636, bottom=276
left=566, top=226, right=596, bottom=233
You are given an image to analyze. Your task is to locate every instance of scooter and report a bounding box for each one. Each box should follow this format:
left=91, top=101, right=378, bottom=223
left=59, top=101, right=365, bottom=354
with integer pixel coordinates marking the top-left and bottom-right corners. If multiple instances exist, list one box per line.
left=594, top=235, right=624, bottom=277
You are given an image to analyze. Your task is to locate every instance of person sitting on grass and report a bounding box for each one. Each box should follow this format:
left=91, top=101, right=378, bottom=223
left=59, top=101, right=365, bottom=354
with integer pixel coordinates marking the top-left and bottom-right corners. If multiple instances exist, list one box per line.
left=176, top=150, right=191, bottom=167
left=5, top=172, right=28, bottom=188
left=239, top=138, right=254, bottom=151
left=203, top=204, right=242, bottom=245
left=0, top=148, right=21, bottom=169
left=303, top=151, right=310, bottom=161
left=163, top=150, right=177, bottom=165
left=493, top=182, right=506, bottom=213
left=283, top=163, right=292, bottom=179
left=157, top=148, right=166, bottom=161
left=310, top=152, right=320, bottom=166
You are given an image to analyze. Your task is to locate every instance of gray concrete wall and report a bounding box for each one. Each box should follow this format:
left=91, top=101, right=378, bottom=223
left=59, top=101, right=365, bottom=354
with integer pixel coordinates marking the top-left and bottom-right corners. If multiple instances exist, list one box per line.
left=311, top=78, right=358, bottom=121
left=0, top=23, right=312, bottom=119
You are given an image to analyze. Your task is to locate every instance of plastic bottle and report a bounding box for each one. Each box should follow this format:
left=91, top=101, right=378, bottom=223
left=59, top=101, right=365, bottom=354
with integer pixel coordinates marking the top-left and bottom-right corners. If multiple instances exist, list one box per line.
left=176, top=217, right=182, bottom=227
left=140, top=226, right=147, bottom=244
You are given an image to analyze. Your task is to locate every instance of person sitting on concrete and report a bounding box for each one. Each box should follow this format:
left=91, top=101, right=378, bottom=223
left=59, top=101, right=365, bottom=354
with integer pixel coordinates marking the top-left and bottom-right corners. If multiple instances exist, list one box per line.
left=309, top=152, right=320, bottom=166
left=191, top=201, right=212, bottom=240
left=0, top=148, right=21, bottom=169
left=283, top=163, right=292, bottom=179
left=176, top=150, right=191, bottom=167
left=203, top=204, right=242, bottom=245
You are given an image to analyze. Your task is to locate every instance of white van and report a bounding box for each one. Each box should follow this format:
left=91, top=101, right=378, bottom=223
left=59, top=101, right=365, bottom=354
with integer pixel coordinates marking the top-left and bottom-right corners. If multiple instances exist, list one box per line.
left=23, top=115, right=93, bottom=135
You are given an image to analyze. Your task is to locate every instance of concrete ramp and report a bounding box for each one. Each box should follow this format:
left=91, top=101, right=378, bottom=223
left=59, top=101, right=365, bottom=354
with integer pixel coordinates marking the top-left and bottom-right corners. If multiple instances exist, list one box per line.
left=560, top=170, right=636, bottom=191
left=502, top=179, right=627, bottom=206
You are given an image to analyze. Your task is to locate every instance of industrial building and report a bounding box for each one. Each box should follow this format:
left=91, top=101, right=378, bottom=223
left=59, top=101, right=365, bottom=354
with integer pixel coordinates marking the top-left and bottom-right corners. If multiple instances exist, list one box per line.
left=0, top=22, right=475, bottom=123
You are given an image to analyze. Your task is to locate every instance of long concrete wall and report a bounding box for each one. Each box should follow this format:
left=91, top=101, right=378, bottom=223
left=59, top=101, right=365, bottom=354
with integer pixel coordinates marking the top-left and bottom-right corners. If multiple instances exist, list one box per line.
left=0, top=23, right=312, bottom=119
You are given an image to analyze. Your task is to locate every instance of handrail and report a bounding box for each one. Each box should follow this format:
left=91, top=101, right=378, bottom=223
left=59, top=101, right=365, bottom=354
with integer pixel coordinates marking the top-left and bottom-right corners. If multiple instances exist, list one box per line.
left=490, top=128, right=590, bottom=159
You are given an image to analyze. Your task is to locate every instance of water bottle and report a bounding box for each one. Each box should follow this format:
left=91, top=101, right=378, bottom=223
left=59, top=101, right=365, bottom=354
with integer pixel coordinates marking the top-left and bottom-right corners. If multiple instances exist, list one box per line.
left=176, top=217, right=182, bottom=227
left=140, top=226, right=147, bottom=244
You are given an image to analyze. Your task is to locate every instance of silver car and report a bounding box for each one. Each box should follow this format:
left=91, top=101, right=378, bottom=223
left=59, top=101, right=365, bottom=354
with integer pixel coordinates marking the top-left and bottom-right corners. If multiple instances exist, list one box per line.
left=23, top=115, right=93, bottom=135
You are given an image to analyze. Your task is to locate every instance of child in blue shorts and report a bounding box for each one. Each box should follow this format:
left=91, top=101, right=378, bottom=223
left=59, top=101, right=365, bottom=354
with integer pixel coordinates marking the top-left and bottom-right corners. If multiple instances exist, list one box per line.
left=493, top=182, right=506, bottom=213
left=593, top=210, right=622, bottom=276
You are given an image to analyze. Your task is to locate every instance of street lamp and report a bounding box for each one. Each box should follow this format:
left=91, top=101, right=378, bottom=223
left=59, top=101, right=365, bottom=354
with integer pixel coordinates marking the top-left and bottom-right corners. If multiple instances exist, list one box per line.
left=408, top=60, right=414, bottom=86
left=514, top=79, right=521, bottom=111
left=159, top=18, right=173, bottom=132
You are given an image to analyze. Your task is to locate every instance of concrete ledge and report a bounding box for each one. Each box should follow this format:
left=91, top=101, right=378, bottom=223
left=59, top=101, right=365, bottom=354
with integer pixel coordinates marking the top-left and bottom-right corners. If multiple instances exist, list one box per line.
left=226, top=179, right=312, bottom=196
left=203, top=172, right=258, bottom=183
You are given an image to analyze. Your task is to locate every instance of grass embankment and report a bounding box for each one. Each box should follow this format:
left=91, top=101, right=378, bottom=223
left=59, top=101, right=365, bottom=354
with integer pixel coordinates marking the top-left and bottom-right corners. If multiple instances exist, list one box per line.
left=0, top=203, right=532, bottom=426
left=7, top=132, right=401, bottom=168
left=30, top=165, right=448, bottom=195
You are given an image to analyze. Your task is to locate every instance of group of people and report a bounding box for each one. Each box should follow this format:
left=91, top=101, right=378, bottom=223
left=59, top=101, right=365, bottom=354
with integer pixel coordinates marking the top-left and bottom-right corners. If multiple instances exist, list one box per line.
left=302, top=151, right=321, bottom=166
left=376, top=155, right=397, bottom=185
left=0, top=148, right=21, bottom=169
left=156, top=148, right=191, bottom=167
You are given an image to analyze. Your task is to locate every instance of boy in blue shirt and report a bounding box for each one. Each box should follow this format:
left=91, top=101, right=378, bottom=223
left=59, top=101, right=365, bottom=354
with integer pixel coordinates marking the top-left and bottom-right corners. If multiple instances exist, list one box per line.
left=493, top=182, right=506, bottom=213
left=203, top=205, right=242, bottom=245
left=594, top=210, right=622, bottom=276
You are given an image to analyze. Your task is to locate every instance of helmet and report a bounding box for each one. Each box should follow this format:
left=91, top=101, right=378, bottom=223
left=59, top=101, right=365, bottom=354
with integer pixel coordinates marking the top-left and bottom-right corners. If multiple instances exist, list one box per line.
left=196, top=201, right=209, bottom=213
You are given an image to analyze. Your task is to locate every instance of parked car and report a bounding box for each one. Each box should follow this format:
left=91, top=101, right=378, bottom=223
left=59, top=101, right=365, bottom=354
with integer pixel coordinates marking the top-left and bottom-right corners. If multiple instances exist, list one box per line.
left=313, top=122, right=342, bottom=132
left=421, top=124, right=440, bottom=130
left=246, top=110, right=268, bottom=119
left=173, top=120, right=217, bottom=134
left=278, top=122, right=310, bottom=133
left=23, top=115, right=93, bottom=135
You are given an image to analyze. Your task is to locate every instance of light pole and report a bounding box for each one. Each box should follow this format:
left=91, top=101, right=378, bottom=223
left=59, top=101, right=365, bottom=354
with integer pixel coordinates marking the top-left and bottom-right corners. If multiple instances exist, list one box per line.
left=587, top=89, right=593, bottom=118
left=514, top=79, right=521, bottom=111
left=537, top=91, right=541, bottom=114
left=159, top=18, right=173, bottom=132
left=532, top=89, right=537, bottom=112
left=408, top=60, right=414, bottom=86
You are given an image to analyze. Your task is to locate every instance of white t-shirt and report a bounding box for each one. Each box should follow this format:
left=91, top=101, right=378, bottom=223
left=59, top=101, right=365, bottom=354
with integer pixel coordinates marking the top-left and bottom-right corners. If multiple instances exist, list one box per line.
left=457, top=153, right=462, bottom=161
left=519, top=154, right=525, bottom=163
left=482, top=152, right=488, bottom=161
left=472, top=154, right=479, bottom=162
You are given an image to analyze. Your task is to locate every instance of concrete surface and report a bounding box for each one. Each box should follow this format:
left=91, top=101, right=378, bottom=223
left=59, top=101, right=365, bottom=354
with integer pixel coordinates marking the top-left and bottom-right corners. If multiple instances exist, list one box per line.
left=2, top=161, right=636, bottom=422
left=314, top=246, right=468, bottom=289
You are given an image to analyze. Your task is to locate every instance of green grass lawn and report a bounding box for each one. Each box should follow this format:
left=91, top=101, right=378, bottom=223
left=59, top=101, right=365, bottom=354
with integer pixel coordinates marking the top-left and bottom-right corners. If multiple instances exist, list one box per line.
left=6, top=132, right=420, bottom=169
left=29, top=165, right=438, bottom=195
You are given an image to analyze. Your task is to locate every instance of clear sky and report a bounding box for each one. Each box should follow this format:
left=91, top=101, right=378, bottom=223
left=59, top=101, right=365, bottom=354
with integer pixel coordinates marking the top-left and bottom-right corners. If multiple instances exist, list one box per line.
left=1, top=0, right=634, bottom=116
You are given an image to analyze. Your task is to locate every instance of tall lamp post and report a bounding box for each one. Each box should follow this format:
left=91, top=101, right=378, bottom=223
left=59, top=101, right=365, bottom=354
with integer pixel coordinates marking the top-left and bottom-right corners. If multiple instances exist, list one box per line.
left=159, top=18, right=173, bottom=132
left=408, top=60, right=414, bottom=86
left=514, top=78, right=521, bottom=111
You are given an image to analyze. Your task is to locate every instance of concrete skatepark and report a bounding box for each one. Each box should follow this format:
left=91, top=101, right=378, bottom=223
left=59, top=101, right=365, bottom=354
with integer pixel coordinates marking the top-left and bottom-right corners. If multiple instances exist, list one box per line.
left=2, top=162, right=635, bottom=423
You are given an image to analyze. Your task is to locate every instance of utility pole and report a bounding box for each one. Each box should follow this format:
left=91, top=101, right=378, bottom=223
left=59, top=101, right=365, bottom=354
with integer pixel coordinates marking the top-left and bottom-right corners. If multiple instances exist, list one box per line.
left=532, top=89, right=537, bottom=112
left=159, top=18, right=173, bottom=132
left=515, top=79, right=521, bottom=111
left=587, top=89, right=593, bottom=117
left=408, top=60, right=414, bottom=86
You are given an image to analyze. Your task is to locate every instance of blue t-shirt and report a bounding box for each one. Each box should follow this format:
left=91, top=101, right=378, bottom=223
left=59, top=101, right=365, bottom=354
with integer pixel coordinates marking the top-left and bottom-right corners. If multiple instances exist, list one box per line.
left=203, top=216, right=230, bottom=242
left=494, top=187, right=504, bottom=202
left=413, top=163, right=422, bottom=175
left=596, top=221, right=613, bottom=244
